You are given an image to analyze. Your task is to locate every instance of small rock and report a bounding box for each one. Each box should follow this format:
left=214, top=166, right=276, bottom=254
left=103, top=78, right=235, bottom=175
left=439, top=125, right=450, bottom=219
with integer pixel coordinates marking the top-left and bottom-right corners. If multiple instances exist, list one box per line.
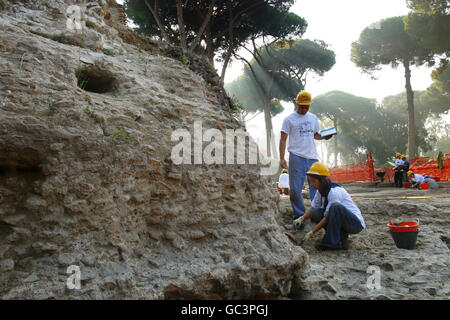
left=49, top=142, right=65, bottom=152
left=81, top=254, right=97, bottom=267
left=424, top=287, right=437, bottom=296
left=100, top=277, right=117, bottom=290
left=0, top=259, right=15, bottom=271
left=58, top=253, right=76, bottom=266
left=23, top=273, right=40, bottom=283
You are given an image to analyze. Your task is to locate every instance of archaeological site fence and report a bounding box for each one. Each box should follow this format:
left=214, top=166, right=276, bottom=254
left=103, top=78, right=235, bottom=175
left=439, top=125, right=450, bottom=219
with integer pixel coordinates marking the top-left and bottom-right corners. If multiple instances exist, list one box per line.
left=329, top=154, right=450, bottom=183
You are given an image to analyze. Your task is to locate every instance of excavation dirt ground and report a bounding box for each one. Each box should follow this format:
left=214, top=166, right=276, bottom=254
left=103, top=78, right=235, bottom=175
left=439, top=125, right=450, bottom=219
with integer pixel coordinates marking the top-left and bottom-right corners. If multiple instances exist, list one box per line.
left=278, top=183, right=450, bottom=300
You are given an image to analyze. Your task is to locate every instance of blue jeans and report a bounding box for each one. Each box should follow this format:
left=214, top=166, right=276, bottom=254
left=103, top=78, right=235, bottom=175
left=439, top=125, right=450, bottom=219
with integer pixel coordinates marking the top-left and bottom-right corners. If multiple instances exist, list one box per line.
left=311, top=203, right=364, bottom=248
left=289, top=153, right=317, bottom=219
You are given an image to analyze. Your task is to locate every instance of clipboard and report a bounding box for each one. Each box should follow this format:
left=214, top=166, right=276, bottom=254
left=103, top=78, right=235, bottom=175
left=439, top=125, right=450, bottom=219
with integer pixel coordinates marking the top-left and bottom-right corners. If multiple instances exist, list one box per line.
left=319, top=127, right=337, bottom=138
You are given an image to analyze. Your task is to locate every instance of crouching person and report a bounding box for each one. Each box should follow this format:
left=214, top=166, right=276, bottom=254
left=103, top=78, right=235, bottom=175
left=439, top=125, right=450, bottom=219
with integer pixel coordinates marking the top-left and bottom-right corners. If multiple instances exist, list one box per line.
left=293, top=162, right=366, bottom=250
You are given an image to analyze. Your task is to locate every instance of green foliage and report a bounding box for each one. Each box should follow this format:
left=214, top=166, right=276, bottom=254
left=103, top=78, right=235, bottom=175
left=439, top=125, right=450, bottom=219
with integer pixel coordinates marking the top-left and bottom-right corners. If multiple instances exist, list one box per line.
left=83, top=105, right=105, bottom=124
left=229, top=95, right=244, bottom=113
left=52, top=34, right=69, bottom=45
left=312, top=90, right=434, bottom=166
left=103, top=48, right=115, bottom=56
left=226, top=39, right=335, bottom=118
left=404, top=12, right=450, bottom=55
left=406, top=0, right=449, bottom=14
left=380, top=91, right=433, bottom=155
left=180, top=53, right=190, bottom=66
left=125, top=0, right=307, bottom=63
left=112, top=127, right=133, bottom=142
left=420, top=63, right=450, bottom=115
left=351, top=16, right=434, bottom=73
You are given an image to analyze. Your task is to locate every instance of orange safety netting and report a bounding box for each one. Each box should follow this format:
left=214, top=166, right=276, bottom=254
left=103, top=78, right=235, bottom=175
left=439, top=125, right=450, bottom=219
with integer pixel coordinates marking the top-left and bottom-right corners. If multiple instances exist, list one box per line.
left=329, top=154, right=450, bottom=182
left=329, top=160, right=375, bottom=182
left=409, top=154, right=450, bottom=181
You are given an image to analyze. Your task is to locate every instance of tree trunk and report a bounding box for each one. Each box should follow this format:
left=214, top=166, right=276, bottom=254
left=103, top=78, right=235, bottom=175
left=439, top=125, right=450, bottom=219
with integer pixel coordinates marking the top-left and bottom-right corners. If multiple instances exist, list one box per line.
left=143, top=0, right=172, bottom=45
left=188, top=0, right=216, bottom=52
left=404, top=60, right=416, bottom=159
left=176, top=0, right=187, bottom=51
left=220, top=0, right=234, bottom=85
left=263, top=98, right=273, bottom=157
left=205, top=25, right=214, bottom=66
left=333, top=117, right=338, bottom=167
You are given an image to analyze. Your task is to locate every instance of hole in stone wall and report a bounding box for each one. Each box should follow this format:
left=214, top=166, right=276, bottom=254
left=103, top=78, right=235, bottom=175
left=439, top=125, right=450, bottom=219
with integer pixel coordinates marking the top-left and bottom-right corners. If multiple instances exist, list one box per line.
left=0, top=148, right=44, bottom=182
left=75, top=66, right=116, bottom=93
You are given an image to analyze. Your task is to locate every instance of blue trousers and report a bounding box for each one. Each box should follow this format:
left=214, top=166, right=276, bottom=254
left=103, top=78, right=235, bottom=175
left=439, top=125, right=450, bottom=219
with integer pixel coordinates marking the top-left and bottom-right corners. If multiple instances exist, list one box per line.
left=311, top=203, right=364, bottom=248
left=289, top=153, right=317, bottom=219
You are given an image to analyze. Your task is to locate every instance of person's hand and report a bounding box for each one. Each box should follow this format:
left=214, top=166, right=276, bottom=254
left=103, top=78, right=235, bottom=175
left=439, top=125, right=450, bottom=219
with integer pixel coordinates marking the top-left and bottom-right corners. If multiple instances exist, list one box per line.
left=299, top=231, right=314, bottom=245
left=293, top=216, right=304, bottom=230
left=324, top=135, right=332, bottom=140
left=280, top=159, right=287, bottom=169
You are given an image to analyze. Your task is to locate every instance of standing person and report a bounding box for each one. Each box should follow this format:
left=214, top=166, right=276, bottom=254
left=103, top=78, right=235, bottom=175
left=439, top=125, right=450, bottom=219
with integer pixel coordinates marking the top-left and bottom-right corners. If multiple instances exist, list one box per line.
left=279, top=90, right=332, bottom=220
left=408, top=171, right=424, bottom=189
left=394, top=152, right=404, bottom=187
left=293, top=162, right=365, bottom=250
left=278, top=169, right=290, bottom=195
left=400, top=155, right=410, bottom=184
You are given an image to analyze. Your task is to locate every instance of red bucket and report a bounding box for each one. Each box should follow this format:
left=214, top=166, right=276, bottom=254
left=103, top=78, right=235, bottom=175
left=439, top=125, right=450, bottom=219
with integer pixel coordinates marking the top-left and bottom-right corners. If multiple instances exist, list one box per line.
left=420, top=183, right=429, bottom=190
left=403, top=182, right=411, bottom=188
left=388, top=220, right=419, bottom=232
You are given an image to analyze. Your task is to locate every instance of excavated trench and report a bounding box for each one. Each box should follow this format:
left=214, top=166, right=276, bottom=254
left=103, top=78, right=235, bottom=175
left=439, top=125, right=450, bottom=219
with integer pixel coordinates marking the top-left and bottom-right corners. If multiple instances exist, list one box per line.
left=279, top=184, right=450, bottom=300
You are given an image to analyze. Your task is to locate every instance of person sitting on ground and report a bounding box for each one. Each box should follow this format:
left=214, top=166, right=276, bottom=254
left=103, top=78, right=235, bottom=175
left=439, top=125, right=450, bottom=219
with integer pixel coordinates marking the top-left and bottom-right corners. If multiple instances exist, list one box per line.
left=408, top=170, right=424, bottom=189
left=278, top=169, right=290, bottom=195
left=423, top=175, right=439, bottom=190
left=292, top=162, right=366, bottom=250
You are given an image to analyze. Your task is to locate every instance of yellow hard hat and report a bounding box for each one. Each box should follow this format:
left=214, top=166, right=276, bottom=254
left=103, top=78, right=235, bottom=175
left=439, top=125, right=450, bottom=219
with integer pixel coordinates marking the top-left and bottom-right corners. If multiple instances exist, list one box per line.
left=306, top=162, right=330, bottom=177
left=407, top=170, right=414, bottom=176
left=401, top=155, right=406, bottom=159
left=282, top=169, right=288, bottom=173
left=395, top=153, right=400, bottom=157
left=296, top=90, right=313, bottom=105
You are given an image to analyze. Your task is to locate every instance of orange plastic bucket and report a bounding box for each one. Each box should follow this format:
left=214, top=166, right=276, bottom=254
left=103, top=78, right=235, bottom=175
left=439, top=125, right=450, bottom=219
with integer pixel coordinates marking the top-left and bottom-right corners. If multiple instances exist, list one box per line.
left=420, top=183, right=429, bottom=190
left=388, top=220, right=419, bottom=232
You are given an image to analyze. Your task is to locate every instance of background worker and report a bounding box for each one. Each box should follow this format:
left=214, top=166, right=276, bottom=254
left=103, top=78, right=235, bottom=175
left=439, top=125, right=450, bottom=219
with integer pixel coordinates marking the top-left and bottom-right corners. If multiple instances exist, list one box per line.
left=400, top=155, right=410, bottom=184
left=423, top=175, right=439, bottom=190
left=394, top=152, right=404, bottom=187
left=278, top=169, right=290, bottom=195
left=293, top=163, right=365, bottom=250
left=279, top=90, right=332, bottom=221
left=408, top=170, right=424, bottom=189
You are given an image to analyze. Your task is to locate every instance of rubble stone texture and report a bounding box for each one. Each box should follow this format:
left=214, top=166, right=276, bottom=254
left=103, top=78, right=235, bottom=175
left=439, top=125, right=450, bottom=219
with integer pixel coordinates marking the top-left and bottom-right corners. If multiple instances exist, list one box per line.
left=279, top=186, right=450, bottom=300
left=0, top=0, right=307, bottom=299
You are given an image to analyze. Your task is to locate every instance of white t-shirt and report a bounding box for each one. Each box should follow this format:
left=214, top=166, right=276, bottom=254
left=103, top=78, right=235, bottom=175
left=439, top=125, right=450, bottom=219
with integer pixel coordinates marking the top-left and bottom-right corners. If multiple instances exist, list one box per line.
left=281, top=112, right=320, bottom=159
left=311, top=185, right=366, bottom=228
left=278, top=173, right=289, bottom=188
left=412, top=174, right=424, bottom=184
left=394, top=158, right=403, bottom=169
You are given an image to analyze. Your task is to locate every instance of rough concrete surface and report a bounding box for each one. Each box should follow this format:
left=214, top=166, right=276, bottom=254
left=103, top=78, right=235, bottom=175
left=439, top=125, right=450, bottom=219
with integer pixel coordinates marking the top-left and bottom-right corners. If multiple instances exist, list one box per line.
left=0, top=0, right=307, bottom=299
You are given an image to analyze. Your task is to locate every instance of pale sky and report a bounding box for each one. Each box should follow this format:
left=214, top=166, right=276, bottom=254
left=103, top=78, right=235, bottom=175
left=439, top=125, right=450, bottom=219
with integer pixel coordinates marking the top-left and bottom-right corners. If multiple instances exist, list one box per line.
left=223, top=0, right=436, bottom=156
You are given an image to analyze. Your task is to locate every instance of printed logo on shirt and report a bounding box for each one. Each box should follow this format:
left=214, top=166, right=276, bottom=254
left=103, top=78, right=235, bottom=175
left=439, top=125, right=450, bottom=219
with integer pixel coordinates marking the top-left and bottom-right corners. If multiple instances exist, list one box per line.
left=298, top=122, right=314, bottom=136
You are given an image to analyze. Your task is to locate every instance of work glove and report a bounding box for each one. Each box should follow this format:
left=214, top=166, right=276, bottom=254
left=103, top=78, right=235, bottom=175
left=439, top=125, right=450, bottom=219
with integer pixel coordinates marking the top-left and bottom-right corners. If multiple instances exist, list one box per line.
left=293, top=216, right=305, bottom=230
left=299, top=231, right=314, bottom=246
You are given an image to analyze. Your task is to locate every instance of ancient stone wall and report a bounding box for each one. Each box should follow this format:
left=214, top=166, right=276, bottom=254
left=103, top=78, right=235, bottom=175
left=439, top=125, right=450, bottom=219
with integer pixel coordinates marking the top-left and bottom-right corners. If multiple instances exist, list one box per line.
left=0, top=0, right=307, bottom=299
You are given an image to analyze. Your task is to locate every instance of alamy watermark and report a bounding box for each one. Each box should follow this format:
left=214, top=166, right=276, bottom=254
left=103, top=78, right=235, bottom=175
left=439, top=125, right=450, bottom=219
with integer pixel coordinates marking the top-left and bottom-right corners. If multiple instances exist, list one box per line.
left=171, top=121, right=279, bottom=176
left=366, top=265, right=382, bottom=290
left=66, top=265, right=81, bottom=290
left=66, top=4, right=84, bottom=33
